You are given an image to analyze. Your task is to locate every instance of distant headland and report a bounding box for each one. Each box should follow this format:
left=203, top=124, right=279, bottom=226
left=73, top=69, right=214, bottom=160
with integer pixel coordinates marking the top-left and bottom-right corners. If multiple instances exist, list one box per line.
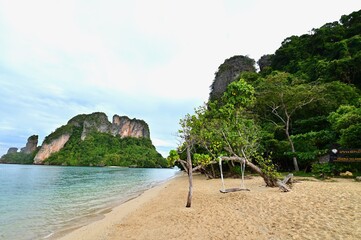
left=0, top=112, right=167, bottom=168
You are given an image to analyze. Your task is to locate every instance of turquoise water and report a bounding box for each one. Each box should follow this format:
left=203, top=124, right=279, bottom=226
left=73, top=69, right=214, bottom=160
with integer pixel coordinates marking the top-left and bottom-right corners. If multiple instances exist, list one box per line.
left=0, top=164, right=179, bottom=240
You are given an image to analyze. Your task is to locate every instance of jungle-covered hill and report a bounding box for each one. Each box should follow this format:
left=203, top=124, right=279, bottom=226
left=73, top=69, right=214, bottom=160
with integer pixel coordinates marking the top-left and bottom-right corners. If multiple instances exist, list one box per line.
left=178, top=9, right=361, bottom=176
left=1, top=112, right=167, bottom=168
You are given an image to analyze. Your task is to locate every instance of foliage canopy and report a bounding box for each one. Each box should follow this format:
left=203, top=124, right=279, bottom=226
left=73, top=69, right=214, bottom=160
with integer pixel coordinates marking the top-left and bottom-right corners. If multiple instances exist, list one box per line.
left=170, top=9, right=361, bottom=176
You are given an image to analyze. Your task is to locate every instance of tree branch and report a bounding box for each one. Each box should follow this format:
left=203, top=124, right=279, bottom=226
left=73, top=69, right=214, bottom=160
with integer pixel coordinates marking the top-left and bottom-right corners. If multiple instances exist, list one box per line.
left=268, top=103, right=286, bottom=124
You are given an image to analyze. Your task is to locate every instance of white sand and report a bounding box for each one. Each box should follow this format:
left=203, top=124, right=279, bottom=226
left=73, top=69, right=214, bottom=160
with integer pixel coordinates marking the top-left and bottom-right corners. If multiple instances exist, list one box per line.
left=57, top=173, right=361, bottom=240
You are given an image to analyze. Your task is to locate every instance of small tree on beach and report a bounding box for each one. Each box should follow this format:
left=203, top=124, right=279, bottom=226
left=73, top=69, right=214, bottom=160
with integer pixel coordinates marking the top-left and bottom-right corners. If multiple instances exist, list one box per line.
left=196, top=80, right=281, bottom=186
left=171, top=79, right=291, bottom=208
left=177, top=114, right=197, bottom=208
left=182, top=79, right=282, bottom=187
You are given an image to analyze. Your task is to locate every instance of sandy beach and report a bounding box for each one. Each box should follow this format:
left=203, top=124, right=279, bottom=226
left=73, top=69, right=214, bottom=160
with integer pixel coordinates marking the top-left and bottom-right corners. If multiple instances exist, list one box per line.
left=57, top=173, right=361, bottom=240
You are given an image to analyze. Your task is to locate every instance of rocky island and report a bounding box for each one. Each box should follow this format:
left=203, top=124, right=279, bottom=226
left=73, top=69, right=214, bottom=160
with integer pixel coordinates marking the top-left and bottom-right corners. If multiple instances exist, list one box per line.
left=1, top=112, right=166, bottom=168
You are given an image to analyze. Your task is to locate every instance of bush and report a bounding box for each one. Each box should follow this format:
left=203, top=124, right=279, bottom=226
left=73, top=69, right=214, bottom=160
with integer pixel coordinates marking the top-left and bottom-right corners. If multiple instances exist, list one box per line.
left=312, top=162, right=361, bottom=177
left=311, top=163, right=334, bottom=177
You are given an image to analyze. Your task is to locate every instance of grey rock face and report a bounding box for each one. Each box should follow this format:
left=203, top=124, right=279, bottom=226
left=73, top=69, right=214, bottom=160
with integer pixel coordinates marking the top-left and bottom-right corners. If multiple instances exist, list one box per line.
left=209, top=55, right=256, bottom=102
left=111, top=115, right=150, bottom=138
left=7, top=147, right=18, bottom=154
left=257, top=54, right=273, bottom=72
left=79, top=113, right=112, bottom=140
left=68, top=112, right=149, bottom=140
left=20, top=135, right=38, bottom=154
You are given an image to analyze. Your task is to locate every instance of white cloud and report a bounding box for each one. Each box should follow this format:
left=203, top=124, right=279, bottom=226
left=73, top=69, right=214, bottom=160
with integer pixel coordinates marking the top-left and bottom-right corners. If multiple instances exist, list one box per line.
left=152, top=137, right=175, bottom=148
left=0, top=121, right=16, bottom=131
left=0, top=0, right=361, bottom=156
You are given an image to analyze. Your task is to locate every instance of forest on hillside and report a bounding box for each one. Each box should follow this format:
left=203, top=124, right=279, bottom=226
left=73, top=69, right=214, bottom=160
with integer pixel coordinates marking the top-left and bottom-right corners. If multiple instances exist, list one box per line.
left=171, top=9, right=361, bottom=178
left=1, top=113, right=166, bottom=168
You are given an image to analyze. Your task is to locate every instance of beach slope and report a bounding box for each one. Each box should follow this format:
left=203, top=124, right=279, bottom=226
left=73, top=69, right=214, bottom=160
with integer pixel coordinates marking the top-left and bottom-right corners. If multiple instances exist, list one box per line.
left=57, top=173, right=361, bottom=240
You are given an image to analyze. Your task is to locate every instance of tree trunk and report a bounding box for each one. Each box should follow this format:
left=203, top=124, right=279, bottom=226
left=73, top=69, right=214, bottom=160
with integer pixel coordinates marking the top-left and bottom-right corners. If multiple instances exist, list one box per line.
left=211, top=164, right=216, bottom=178
left=200, top=167, right=214, bottom=179
left=245, top=160, right=278, bottom=187
left=185, top=145, right=193, bottom=208
left=285, top=117, right=299, bottom=171
left=179, top=161, right=188, bottom=174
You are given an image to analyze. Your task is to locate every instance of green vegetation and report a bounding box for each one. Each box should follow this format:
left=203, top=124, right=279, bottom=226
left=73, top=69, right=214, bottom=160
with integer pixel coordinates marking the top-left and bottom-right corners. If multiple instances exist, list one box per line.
left=271, top=10, right=361, bottom=88
left=169, top=9, right=361, bottom=178
left=311, top=162, right=361, bottom=177
left=44, top=124, right=73, bottom=144
left=0, top=151, right=38, bottom=164
left=37, top=112, right=163, bottom=168
left=328, top=105, right=361, bottom=148
left=0, top=112, right=164, bottom=167
left=176, top=79, right=281, bottom=186
left=44, top=127, right=166, bottom=167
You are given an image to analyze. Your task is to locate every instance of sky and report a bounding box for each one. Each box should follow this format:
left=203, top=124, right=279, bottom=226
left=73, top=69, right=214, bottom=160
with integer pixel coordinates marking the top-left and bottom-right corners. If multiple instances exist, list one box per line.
left=1, top=0, right=360, bottom=157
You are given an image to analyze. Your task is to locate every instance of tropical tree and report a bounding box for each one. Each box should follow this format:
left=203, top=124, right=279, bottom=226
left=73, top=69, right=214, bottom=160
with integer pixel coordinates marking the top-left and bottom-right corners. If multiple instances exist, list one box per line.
left=177, top=113, right=198, bottom=207
left=328, top=104, right=361, bottom=148
left=255, top=72, right=324, bottom=171
left=187, top=79, right=282, bottom=187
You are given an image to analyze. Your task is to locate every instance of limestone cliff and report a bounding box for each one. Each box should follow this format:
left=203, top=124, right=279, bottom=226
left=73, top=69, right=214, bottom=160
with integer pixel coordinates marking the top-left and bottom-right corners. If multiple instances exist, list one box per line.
left=257, top=54, right=273, bottom=72
left=33, top=134, right=70, bottom=164
left=3, top=135, right=38, bottom=155
left=34, top=112, right=151, bottom=164
left=20, top=135, right=38, bottom=154
left=68, top=112, right=112, bottom=140
left=1, top=135, right=38, bottom=164
left=209, top=55, right=256, bottom=102
left=65, top=112, right=149, bottom=140
left=111, top=115, right=150, bottom=138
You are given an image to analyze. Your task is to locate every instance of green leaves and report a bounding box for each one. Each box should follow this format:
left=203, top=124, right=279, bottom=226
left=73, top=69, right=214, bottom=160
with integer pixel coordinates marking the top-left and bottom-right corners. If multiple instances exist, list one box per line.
left=328, top=105, right=361, bottom=148
left=193, top=153, right=211, bottom=166
left=221, top=78, right=255, bottom=109
left=167, top=150, right=180, bottom=167
left=176, top=79, right=262, bottom=162
left=328, top=105, right=361, bottom=132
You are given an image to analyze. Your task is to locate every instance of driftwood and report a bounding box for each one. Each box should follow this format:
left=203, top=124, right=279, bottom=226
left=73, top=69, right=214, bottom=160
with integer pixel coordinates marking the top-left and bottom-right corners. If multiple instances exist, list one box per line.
left=277, top=173, right=293, bottom=192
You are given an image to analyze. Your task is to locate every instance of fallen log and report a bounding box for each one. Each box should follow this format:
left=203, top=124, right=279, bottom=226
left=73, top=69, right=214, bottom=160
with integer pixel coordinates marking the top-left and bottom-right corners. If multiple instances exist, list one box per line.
left=277, top=173, right=293, bottom=192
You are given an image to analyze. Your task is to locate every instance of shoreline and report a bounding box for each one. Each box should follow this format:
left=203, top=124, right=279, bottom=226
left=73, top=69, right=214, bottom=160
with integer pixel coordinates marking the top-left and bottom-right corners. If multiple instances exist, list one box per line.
left=0, top=164, right=180, bottom=240
left=56, top=173, right=361, bottom=240
left=43, top=167, right=181, bottom=240
left=53, top=174, right=180, bottom=240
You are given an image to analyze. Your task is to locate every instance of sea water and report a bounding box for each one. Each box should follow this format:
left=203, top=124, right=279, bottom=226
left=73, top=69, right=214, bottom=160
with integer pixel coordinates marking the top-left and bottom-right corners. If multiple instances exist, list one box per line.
left=0, top=164, right=179, bottom=240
